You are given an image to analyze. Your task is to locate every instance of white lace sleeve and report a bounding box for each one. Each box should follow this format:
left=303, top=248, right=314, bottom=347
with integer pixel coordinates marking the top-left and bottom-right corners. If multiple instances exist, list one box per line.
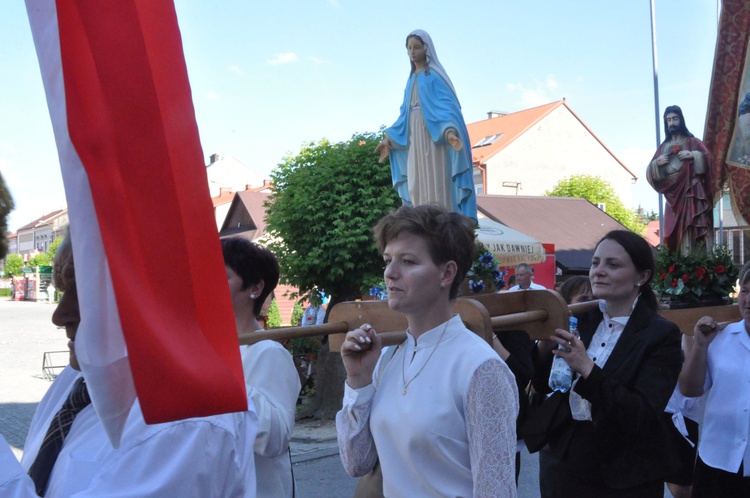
left=466, top=358, right=519, bottom=498
left=335, top=384, right=378, bottom=477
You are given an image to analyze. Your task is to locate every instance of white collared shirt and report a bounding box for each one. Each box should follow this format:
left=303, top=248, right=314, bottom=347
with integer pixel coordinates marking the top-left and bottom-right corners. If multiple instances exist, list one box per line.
left=337, top=315, right=519, bottom=497
left=570, top=298, right=635, bottom=420
left=0, top=366, right=258, bottom=497
left=508, top=282, right=546, bottom=291
left=699, top=319, right=750, bottom=475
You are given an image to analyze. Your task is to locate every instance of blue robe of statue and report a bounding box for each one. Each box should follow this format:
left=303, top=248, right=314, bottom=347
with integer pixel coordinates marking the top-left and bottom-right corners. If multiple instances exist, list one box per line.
left=386, top=69, right=477, bottom=223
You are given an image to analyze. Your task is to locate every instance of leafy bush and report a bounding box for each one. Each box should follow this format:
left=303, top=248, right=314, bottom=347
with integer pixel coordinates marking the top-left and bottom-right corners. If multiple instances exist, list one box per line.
left=284, top=336, right=321, bottom=359
left=290, top=301, right=304, bottom=326
left=266, top=299, right=282, bottom=328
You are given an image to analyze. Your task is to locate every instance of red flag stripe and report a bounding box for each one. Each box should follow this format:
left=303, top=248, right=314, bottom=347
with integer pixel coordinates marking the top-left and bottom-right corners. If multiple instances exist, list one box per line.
left=48, top=0, right=246, bottom=424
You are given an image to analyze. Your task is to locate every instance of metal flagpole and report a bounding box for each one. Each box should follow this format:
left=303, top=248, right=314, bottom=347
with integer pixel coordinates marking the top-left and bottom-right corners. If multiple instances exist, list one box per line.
left=650, top=0, right=664, bottom=246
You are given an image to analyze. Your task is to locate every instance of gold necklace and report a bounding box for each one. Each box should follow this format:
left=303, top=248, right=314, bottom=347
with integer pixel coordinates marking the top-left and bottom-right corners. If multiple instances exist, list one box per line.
left=401, top=320, right=450, bottom=395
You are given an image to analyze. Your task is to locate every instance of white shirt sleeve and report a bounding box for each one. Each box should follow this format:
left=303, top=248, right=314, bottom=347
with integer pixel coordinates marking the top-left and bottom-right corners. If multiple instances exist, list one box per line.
left=242, top=343, right=301, bottom=458
left=336, top=383, right=378, bottom=477
left=0, top=435, right=38, bottom=498
left=466, top=359, right=519, bottom=498
left=1, top=419, right=257, bottom=498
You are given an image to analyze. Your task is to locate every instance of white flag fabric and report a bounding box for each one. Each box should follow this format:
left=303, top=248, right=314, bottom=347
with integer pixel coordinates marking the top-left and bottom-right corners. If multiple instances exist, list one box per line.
left=26, top=0, right=247, bottom=446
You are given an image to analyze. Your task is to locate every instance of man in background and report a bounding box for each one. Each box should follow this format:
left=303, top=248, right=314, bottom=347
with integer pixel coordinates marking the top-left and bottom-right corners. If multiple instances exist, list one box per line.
left=508, top=263, right=546, bottom=291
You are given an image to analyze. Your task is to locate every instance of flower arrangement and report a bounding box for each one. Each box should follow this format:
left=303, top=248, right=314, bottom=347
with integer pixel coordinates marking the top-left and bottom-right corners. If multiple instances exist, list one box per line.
left=653, top=244, right=738, bottom=303
left=368, top=282, right=388, bottom=301
left=465, top=243, right=507, bottom=294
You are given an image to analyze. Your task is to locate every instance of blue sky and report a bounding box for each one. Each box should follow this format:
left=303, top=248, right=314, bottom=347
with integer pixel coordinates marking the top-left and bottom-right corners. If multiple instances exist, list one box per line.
left=0, top=0, right=720, bottom=232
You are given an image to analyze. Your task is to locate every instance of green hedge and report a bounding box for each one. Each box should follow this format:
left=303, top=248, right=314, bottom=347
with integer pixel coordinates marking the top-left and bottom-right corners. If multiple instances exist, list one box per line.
left=0, top=288, right=10, bottom=297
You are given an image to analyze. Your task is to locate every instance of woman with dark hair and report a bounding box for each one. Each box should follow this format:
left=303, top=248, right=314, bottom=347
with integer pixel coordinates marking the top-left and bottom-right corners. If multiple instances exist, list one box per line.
left=558, top=276, right=593, bottom=305
left=221, top=237, right=300, bottom=498
left=374, top=30, right=477, bottom=222
left=679, top=261, right=750, bottom=497
left=533, top=230, right=682, bottom=497
left=337, top=204, right=518, bottom=496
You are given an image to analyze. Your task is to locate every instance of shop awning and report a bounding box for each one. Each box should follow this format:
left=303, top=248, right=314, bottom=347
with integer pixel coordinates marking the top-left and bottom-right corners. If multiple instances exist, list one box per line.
left=475, top=217, right=546, bottom=267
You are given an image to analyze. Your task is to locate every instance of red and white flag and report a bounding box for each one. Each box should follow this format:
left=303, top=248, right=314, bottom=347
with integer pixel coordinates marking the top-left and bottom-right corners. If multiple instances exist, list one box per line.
left=26, top=0, right=248, bottom=445
left=704, top=0, right=750, bottom=223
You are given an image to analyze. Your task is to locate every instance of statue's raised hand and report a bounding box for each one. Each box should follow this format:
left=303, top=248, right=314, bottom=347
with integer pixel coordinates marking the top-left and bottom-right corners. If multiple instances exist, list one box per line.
left=374, top=138, right=391, bottom=164
left=446, top=129, right=463, bottom=151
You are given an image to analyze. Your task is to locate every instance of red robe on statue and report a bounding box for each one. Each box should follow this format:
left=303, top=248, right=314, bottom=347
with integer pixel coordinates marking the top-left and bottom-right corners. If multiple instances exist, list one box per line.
left=647, top=136, right=714, bottom=254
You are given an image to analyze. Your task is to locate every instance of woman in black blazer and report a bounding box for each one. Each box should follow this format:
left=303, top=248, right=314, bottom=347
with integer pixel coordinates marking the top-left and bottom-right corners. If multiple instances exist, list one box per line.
left=532, top=230, right=682, bottom=497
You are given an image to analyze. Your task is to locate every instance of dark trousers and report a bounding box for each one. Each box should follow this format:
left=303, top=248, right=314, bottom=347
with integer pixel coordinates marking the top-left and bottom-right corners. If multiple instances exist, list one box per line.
left=539, top=443, right=662, bottom=498
left=693, top=455, right=750, bottom=498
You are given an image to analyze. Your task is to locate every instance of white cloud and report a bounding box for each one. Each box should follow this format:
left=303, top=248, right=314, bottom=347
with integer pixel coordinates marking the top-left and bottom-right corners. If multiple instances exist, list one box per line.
left=266, top=52, right=300, bottom=65
left=506, top=75, right=562, bottom=107
left=0, top=140, right=15, bottom=154
left=228, top=65, right=244, bottom=75
left=307, top=56, right=327, bottom=64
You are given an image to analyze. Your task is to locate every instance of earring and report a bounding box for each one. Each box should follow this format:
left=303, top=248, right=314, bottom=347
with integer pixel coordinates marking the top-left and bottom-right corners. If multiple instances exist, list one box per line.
left=250, top=293, right=256, bottom=299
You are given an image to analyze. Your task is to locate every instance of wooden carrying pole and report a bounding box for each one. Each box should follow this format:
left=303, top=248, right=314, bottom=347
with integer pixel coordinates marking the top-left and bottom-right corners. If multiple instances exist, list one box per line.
left=239, top=290, right=595, bottom=350
left=237, top=291, right=742, bottom=350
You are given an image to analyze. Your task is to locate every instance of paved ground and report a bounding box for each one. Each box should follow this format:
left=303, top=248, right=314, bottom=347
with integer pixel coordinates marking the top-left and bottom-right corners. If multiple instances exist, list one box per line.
left=0, top=298, right=65, bottom=459
left=0, top=298, right=674, bottom=497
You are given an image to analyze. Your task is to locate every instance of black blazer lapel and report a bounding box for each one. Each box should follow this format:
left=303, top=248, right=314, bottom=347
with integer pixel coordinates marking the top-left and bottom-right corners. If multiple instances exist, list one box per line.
left=599, top=300, right=655, bottom=374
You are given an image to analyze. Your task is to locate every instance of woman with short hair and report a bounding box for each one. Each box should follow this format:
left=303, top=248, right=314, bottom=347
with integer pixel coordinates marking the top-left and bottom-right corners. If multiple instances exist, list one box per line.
left=337, top=204, right=518, bottom=497
left=222, top=237, right=300, bottom=498
left=679, top=260, right=750, bottom=498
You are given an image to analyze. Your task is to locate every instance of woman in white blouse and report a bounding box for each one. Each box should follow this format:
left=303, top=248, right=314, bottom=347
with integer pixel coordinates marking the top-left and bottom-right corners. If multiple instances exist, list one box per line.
left=222, top=237, right=301, bottom=498
left=679, top=261, right=750, bottom=498
left=336, top=204, right=518, bottom=497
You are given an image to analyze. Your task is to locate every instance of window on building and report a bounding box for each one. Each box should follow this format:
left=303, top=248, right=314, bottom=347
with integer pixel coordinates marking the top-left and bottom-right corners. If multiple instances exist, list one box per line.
left=472, top=134, right=503, bottom=148
left=473, top=168, right=483, bottom=195
left=725, top=229, right=750, bottom=266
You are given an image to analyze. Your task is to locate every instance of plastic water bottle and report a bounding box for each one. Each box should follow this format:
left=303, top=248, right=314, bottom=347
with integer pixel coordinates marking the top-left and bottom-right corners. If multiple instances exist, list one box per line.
left=548, top=317, right=580, bottom=393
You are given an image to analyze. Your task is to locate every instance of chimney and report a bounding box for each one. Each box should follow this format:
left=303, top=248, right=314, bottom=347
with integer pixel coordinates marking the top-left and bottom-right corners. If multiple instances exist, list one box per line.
left=209, top=153, right=220, bottom=164
left=487, top=110, right=507, bottom=119
left=219, top=187, right=233, bottom=196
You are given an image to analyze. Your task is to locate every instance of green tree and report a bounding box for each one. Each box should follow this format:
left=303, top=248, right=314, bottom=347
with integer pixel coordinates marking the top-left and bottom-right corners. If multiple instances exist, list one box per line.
left=545, top=175, right=645, bottom=233
left=47, top=236, right=64, bottom=261
left=290, top=300, right=304, bottom=326
left=265, top=130, right=400, bottom=418
left=28, top=253, right=52, bottom=267
left=266, top=299, right=282, bottom=328
left=265, top=131, right=400, bottom=303
left=4, top=254, right=23, bottom=278
left=0, top=172, right=13, bottom=260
